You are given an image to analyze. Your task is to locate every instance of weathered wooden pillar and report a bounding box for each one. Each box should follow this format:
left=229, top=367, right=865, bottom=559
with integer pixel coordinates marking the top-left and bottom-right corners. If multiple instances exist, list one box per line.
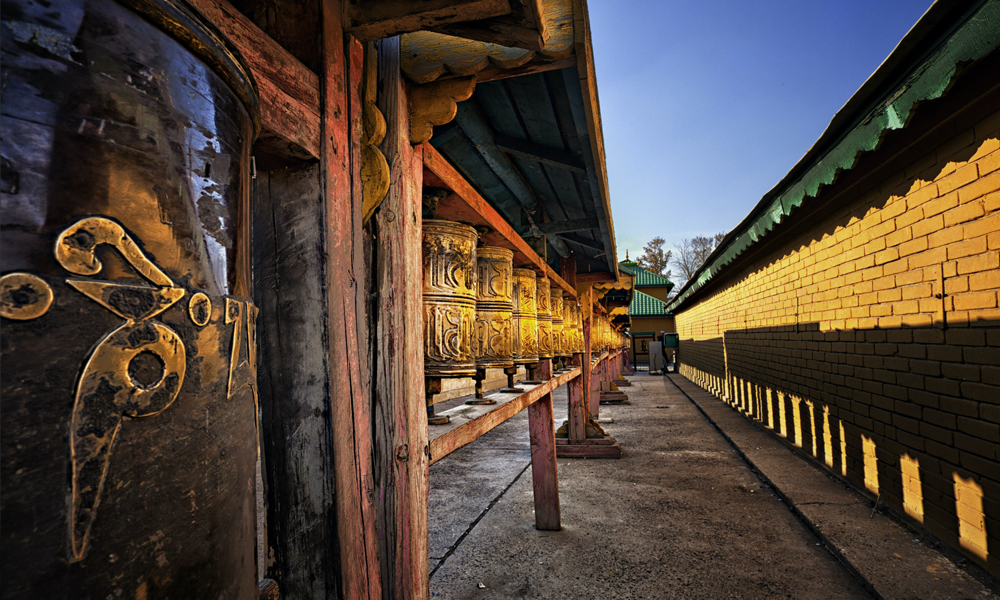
left=568, top=353, right=587, bottom=441
left=371, top=36, right=430, bottom=600
left=321, top=2, right=381, bottom=597
left=528, top=358, right=561, bottom=531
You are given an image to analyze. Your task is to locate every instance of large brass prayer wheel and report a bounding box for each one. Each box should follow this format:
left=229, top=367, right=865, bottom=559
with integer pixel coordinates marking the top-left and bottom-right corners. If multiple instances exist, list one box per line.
left=423, top=220, right=478, bottom=377
left=0, top=0, right=260, bottom=597
left=536, top=277, right=553, bottom=359
left=512, top=268, right=538, bottom=364
left=474, top=246, right=514, bottom=369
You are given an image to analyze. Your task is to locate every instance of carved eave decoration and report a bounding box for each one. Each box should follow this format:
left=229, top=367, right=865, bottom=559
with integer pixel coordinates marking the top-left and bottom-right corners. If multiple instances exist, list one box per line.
left=400, top=0, right=573, bottom=85
left=404, top=0, right=574, bottom=143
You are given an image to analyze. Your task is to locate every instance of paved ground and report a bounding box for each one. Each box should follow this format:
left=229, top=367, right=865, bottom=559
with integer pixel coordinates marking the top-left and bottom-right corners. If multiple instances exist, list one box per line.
left=429, top=373, right=865, bottom=599
left=428, top=371, right=1000, bottom=600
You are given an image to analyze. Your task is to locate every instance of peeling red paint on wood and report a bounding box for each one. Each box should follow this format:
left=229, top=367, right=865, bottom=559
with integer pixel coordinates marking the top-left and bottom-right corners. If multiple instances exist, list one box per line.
left=528, top=359, right=561, bottom=531
left=322, top=2, right=381, bottom=597
left=373, top=36, right=429, bottom=600
left=428, top=368, right=581, bottom=463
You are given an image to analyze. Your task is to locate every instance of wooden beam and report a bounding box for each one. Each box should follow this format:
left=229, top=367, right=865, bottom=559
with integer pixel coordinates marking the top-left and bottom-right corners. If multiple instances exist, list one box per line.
left=557, top=231, right=603, bottom=252
left=345, top=0, right=511, bottom=42
left=576, top=271, right=616, bottom=284
left=527, top=359, right=560, bottom=531
left=428, top=367, right=581, bottom=463
left=495, top=134, right=585, bottom=173
left=422, top=143, right=576, bottom=298
left=187, top=0, right=321, bottom=159
left=372, top=38, right=429, bottom=600
left=430, top=0, right=548, bottom=51
left=322, top=5, right=381, bottom=597
left=571, top=0, right=617, bottom=275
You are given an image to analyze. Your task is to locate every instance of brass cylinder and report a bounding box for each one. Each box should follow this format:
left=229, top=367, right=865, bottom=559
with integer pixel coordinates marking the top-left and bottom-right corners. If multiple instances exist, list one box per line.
left=474, top=246, right=514, bottom=369
left=536, top=277, right=553, bottom=359
left=0, top=0, right=260, bottom=595
left=423, top=220, right=478, bottom=377
left=512, top=268, right=538, bottom=364
left=551, top=292, right=568, bottom=358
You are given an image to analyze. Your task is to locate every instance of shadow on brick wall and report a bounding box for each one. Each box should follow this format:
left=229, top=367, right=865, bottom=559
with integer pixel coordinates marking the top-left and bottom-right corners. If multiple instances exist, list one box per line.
left=676, top=317, right=999, bottom=576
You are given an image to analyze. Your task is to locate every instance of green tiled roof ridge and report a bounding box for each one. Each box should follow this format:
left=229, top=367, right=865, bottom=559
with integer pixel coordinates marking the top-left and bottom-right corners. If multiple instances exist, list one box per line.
left=630, top=289, right=668, bottom=317
left=619, top=260, right=673, bottom=288
left=666, top=0, right=998, bottom=314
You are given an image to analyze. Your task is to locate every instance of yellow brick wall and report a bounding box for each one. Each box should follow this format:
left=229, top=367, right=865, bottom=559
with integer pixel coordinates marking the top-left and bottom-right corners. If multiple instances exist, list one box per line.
left=675, top=108, right=1000, bottom=576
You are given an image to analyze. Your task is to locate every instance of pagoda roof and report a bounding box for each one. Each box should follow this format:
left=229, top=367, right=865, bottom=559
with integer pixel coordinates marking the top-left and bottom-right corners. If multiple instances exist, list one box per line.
left=618, top=260, right=674, bottom=288
left=629, top=289, right=668, bottom=318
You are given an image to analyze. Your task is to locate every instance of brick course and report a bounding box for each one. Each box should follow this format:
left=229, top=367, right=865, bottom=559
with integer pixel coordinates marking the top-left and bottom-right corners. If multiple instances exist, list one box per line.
left=675, top=112, right=1000, bottom=576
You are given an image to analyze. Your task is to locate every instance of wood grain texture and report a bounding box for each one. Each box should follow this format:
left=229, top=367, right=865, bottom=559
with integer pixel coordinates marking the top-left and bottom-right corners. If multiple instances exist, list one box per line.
left=428, top=367, right=581, bottom=464
left=371, top=37, right=429, bottom=600
left=422, top=143, right=576, bottom=298
left=346, top=0, right=510, bottom=42
left=528, top=359, right=560, bottom=531
left=187, top=0, right=321, bottom=159
left=322, top=4, right=381, bottom=597
left=252, top=164, right=339, bottom=599
left=567, top=353, right=585, bottom=441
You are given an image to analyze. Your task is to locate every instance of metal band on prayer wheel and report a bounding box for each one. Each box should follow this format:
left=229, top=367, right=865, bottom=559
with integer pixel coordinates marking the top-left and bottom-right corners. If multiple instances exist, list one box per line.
left=536, top=277, right=553, bottom=359
left=474, top=246, right=514, bottom=369
left=0, top=0, right=260, bottom=596
left=512, top=268, right=538, bottom=364
left=423, top=220, right=478, bottom=377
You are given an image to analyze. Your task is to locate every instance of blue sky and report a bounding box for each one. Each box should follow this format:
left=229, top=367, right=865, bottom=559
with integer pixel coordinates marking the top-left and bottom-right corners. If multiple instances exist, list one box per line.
left=589, top=0, right=933, bottom=264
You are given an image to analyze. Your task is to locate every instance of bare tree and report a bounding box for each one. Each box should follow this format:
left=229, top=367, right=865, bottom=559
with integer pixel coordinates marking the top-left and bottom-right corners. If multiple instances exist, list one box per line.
left=636, top=236, right=672, bottom=278
left=671, top=232, right=728, bottom=283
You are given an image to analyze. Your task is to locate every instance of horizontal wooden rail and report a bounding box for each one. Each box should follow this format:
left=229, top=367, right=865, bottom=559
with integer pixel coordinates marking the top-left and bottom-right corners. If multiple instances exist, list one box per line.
left=428, top=367, right=581, bottom=464
left=422, top=143, right=576, bottom=299
left=188, top=0, right=321, bottom=159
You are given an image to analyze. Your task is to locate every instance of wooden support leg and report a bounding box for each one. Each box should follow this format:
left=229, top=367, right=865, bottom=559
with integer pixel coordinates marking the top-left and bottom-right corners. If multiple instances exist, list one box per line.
left=527, top=359, right=560, bottom=531
left=466, top=368, right=495, bottom=405
left=568, top=354, right=586, bottom=441
left=426, top=378, right=449, bottom=425
left=500, top=366, right=523, bottom=393
left=523, top=362, right=542, bottom=384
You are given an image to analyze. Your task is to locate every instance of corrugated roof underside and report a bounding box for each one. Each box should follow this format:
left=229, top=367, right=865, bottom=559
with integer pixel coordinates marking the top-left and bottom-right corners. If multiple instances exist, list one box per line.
left=432, top=68, right=615, bottom=273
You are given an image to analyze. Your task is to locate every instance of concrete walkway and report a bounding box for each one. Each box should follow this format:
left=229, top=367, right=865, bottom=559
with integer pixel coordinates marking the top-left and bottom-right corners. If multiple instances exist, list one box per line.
left=427, top=372, right=999, bottom=600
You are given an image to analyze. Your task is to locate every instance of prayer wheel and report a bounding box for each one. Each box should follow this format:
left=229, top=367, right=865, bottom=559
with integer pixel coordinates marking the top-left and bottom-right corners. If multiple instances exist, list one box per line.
left=568, top=303, right=582, bottom=354
left=0, top=0, right=260, bottom=597
left=536, top=277, right=553, bottom=360
left=512, top=268, right=538, bottom=365
left=474, top=247, right=514, bottom=369
left=552, top=292, right=569, bottom=358
left=422, top=220, right=478, bottom=377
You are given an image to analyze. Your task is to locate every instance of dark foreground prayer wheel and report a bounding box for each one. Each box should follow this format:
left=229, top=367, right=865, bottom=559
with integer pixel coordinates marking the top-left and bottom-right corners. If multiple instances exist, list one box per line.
left=0, top=0, right=260, bottom=597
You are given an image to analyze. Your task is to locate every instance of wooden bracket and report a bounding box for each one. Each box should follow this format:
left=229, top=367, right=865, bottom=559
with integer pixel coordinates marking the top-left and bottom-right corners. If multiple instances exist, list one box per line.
left=409, top=77, right=476, bottom=144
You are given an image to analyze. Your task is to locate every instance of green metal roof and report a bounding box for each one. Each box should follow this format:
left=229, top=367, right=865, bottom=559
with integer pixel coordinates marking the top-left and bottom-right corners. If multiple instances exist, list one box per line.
left=630, top=289, right=668, bottom=317
left=666, top=0, right=999, bottom=314
left=619, top=260, right=674, bottom=289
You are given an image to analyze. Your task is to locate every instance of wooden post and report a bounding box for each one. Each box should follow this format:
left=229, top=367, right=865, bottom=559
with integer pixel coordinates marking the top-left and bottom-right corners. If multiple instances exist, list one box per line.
left=568, top=353, right=586, bottom=441
left=527, top=358, right=561, bottom=531
left=371, top=37, right=429, bottom=600
left=322, top=3, right=382, bottom=597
